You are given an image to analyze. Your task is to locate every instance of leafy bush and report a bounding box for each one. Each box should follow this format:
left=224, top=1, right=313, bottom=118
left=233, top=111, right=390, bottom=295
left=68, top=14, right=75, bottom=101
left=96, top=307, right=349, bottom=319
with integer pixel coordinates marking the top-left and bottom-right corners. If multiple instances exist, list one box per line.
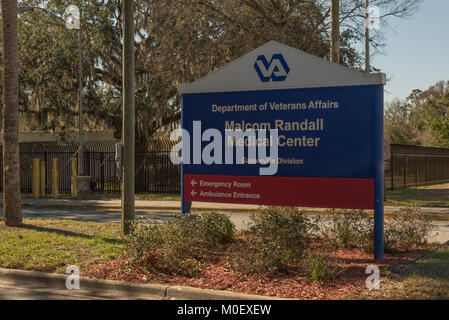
left=230, top=245, right=282, bottom=275
left=234, top=206, right=317, bottom=274
left=319, top=207, right=435, bottom=253
left=384, top=207, right=435, bottom=251
left=185, top=211, right=235, bottom=250
left=303, top=254, right=340, bottom=283
left=319, top=209, right=374, bottom=252
left=124, top=212, right=235, bottom=276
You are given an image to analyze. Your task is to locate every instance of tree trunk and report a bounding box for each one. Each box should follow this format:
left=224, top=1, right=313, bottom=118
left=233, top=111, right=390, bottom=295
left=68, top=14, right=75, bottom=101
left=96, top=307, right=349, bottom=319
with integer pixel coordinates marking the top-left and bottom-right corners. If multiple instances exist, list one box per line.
left=1, top=0, right=22, bottom=226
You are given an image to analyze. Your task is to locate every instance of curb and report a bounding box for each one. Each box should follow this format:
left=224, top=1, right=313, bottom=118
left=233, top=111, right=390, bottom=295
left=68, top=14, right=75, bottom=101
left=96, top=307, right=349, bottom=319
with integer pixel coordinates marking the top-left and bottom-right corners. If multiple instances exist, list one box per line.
left=0, top=268, right=281, bottom=300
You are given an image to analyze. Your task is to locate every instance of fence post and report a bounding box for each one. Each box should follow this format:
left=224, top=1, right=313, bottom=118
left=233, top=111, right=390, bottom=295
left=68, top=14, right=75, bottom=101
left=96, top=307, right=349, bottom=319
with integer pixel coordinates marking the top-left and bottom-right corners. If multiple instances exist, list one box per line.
left=403, top=155, right=406, bottom=188
left=391, top=153, right=394, bottom=189
left=71, top=157, right=78, bottom=197
left=52, top=158, right=59, bottom=198
left=32, top=158, right=40, bottom=199
left=100, top=152, right=105, bottom=192
left=415, top=154, right=418, bottom=187
left=40, top=160, right=46, bottom=196
left=444, top=155, right=446, bottom=182
left=434, top=155, right=438, bottom=183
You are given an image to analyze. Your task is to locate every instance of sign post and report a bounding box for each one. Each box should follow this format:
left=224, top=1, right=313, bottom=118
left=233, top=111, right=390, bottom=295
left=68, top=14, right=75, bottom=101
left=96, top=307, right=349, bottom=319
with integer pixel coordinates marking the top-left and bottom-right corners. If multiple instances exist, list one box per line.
left=178, top=41, right=386, bottom=258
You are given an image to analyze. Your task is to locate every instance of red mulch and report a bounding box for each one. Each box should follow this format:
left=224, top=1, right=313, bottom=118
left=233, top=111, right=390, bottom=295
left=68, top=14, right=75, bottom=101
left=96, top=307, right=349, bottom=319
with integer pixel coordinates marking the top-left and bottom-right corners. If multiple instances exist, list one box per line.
left=83, top=244, right=425, bottom=300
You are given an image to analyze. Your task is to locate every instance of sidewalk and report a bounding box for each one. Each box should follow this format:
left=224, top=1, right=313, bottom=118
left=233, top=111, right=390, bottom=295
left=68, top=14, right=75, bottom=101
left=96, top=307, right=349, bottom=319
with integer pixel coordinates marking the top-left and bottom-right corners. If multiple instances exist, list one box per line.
left=11, top=197, right=449, bottom=215
left=17, top=198, right=260, bottom=211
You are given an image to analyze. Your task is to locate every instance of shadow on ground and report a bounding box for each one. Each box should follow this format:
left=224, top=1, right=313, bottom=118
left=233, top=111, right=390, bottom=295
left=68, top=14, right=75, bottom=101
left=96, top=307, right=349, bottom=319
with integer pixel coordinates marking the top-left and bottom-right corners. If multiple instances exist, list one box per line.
left=19, top=223, right=122, bottom=245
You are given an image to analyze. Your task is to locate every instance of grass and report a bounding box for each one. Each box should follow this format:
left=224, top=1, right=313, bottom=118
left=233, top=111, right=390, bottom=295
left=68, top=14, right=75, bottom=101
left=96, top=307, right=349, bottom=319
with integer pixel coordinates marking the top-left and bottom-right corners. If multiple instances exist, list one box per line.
left=386, top=183, right=449, bottom=208
left=364, top=245, right=449, bottom=299
left=135, top=193, right=180, bottom=201
left=0, top=219, right=124, bottom=274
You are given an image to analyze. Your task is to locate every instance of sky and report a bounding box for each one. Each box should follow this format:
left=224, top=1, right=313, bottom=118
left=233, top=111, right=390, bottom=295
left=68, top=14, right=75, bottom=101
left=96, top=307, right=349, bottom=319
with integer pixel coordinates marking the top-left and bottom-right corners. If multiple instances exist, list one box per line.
left=373, top=0, right=449, bottom=103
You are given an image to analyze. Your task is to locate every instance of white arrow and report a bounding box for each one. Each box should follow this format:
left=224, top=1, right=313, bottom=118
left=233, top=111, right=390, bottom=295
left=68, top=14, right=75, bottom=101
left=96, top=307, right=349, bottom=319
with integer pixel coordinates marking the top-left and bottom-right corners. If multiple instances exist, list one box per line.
left=191, top=190, right=197, bottom=197
left=191, top=179, right=197, bottom=187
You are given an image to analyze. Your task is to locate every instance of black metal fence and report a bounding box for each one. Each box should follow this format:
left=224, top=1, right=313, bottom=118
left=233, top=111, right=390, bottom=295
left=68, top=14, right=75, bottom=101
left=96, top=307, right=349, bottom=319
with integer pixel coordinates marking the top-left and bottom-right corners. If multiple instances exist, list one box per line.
left=0, top=142, right=448, bottom=194
left=86, top=150, right=180, bottom=194
left=0, top=141, right=180, bottom=195
left=385, top=144, right=449, bottom=189
left=0, top=142, right=79, bottom=194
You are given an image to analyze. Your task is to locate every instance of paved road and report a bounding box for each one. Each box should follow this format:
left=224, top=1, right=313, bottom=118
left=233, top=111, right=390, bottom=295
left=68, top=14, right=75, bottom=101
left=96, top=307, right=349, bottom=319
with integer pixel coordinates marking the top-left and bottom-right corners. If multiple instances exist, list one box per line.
left=1, top=206, right=252, bottom=229
left=0, top=280, right=97, bottom=300
left=16, top=207, right=180, bottom=223
left=430, top=221, right=449, bottom=243
left=0, top=279, right=162, bottom=300
left=7, top=198, right=449, bottom=215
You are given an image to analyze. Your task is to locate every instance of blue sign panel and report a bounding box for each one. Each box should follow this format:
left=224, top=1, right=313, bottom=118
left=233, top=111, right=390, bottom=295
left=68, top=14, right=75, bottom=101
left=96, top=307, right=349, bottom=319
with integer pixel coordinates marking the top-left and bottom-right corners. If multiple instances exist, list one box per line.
left=182, top=84, right=383, bottom=179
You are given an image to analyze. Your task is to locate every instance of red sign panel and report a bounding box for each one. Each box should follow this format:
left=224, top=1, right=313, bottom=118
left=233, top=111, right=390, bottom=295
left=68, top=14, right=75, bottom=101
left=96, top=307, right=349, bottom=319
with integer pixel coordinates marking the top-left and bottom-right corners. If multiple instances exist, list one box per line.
left=184, top=174, right=374, bottom=209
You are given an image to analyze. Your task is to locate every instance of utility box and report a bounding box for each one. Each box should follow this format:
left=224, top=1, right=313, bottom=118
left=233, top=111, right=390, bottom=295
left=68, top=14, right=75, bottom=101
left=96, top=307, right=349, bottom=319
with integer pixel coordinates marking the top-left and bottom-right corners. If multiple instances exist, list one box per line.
left=76, top=176, right=91, bottom=194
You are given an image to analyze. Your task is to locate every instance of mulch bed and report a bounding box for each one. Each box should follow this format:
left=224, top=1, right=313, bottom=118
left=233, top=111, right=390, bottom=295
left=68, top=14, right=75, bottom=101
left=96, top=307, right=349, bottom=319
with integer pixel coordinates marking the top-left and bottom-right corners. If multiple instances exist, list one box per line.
left=83, top=245, right=426, bottom=300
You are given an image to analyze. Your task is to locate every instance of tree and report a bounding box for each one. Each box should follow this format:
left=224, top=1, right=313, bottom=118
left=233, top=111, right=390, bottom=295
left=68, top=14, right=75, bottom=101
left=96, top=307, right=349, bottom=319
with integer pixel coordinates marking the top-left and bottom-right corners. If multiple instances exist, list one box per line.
left=384, top=98, right=419, bottom=145
left=11, top=0, right=422, bottom=148
left=338, top=0, right=421, bottom=71
left=421, top=82, right=449, bottom=147
left=385, top=81, right=449, bottom=147
left=1, top=0, right=22, bottom=226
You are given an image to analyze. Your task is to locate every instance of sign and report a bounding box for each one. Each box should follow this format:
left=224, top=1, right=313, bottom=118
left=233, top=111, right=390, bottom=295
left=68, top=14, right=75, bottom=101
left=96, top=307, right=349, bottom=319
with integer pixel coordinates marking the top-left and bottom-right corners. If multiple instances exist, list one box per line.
left=178, top=41, right=386, bottom=258
left=184, top=174, right=374, bottom=209
left=181, top=85, right=382, bottom=209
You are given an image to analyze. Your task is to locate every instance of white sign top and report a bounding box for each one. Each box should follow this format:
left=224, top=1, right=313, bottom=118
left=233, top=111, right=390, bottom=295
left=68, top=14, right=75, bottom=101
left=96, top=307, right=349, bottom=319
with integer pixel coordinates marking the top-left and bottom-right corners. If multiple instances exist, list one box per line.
left=178, top=41, right=386, bottom=95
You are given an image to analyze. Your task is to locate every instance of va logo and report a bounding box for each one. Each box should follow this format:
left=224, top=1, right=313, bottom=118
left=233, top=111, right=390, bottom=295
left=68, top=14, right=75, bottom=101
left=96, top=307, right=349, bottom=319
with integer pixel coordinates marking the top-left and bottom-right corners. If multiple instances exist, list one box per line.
left=254, top=54, right=290, bottom=82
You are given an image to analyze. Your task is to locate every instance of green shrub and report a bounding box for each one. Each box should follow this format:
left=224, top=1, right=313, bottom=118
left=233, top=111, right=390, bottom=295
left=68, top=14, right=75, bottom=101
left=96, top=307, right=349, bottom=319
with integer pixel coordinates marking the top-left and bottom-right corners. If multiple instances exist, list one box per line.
left=234, top=206, right=317, bottom=274
left=124, top=212, right=235, bottom=276
left=320, top=209, right=373, bottom=252
left=320, top=207, right=435, bottom=253
left=303, top=254, right=340, bottom=283
left=248, top=207, right=317, bottom=260
left=230, top=246, right=282, bottom=275
left=185, top=211, right=235, bottom=250
left=384, top=207, right=435, bottom=251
